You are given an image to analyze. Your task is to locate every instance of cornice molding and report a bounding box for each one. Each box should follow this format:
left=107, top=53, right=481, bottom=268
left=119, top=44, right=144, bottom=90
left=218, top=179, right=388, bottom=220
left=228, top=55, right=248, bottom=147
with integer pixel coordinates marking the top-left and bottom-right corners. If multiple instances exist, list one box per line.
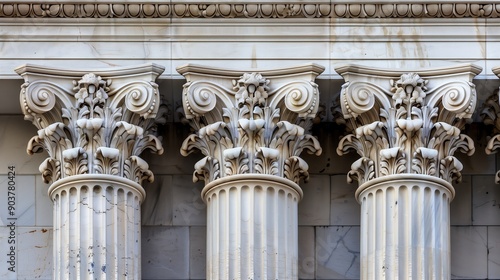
left=1, top=2, right=500, bottom=19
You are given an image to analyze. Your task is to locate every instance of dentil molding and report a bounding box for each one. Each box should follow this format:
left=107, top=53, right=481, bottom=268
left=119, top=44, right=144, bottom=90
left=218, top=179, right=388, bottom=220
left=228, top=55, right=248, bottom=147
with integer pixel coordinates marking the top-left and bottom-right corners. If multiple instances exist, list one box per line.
left=336, top=63, right=482, bottom=188
left=178, top=63, right=323, bottom=186
left=16, top=63, right=165, bottom=186
left=1, top=2, right=500, bottom=18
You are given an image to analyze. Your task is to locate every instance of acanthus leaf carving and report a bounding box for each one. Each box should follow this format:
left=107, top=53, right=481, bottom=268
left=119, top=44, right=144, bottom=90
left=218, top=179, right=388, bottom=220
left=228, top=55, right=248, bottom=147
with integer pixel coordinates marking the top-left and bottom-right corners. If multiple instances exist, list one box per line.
left=347, top=157, right=375, bottom=185
left=178, top=64, right=324, bottom=185
left=17, top=64, right=165, bottom=185
left=63, top=147, right=88, bottom=177
left=412, top=147, right=438, bottom=176
left=379, top=147, right=406, bottom=176
left=336, top=64, right=481, bottom=185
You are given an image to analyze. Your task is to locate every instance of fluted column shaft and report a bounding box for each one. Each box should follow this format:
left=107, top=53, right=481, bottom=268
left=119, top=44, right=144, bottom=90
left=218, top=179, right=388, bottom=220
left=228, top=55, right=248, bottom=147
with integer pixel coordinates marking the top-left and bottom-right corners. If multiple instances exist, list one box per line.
left=358, top=175, right=452, bottom=279
left=51, top=175, right=143, bottom=279
left=204, top=175, right=300, bottom=279
left=16, top=64, right=164, bottom=279
left=335, top=63, right=481, bottom=279
left=178, top=64, right=324, bottom=279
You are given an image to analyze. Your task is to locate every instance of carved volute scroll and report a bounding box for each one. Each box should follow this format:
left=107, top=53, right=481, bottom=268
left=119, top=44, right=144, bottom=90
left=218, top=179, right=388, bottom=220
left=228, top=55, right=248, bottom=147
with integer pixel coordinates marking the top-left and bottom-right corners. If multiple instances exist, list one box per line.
left=178, top=64, right=324, bottom=185
left=16, top=63, right=165, bottom=185
left=336, top=64, right=482, bottom=186
left=483, top=66, right=500, bottom=183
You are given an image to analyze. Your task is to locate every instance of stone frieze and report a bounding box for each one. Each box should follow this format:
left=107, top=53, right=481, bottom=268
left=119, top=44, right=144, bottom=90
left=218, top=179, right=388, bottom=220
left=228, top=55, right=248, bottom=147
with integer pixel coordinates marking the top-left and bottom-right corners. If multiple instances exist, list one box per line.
left=1, top=2, right=500, bottom=18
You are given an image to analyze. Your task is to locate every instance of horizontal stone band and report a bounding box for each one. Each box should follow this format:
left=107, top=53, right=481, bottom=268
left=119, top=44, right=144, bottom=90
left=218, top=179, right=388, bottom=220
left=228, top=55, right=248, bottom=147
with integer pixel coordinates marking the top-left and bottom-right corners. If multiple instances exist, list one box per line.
left=1, top=2, right=499, bottom=18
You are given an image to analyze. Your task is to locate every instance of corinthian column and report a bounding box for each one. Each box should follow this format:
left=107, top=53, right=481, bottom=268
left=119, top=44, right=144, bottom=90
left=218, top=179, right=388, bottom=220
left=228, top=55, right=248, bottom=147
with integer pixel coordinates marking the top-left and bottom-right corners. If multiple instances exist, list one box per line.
left=178, top=64, right=324, bottom=279
left=16, top=64, right=164, bottom=279
left=335, top=64, right=481, bottom=279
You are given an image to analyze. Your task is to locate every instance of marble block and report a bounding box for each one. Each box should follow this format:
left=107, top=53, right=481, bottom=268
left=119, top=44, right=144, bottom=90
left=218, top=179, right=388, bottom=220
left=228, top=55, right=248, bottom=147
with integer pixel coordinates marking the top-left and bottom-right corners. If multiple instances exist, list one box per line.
left=298, top=226, right=315, bottom=279
left=450, top=175, right=472, bottom=226
left=142, top=175, right=174, bottom=226
left=488, top=226, right=500, bottom=278
left=299, top=175, right=331, bottom=226
left=172, top=175, right=206, bottom=226
left=142, top=226, right=190, bottom=280
left=0, top=175, right=35, bottom=227
left=17, top=227, right=52, bottom=280
left=450, top=226, right=487, bottom=279
left=0, top=227, right=17, bottom=280
left=0, top=116, right=48, bottom=175
left=146, top=123, right=203, bottom=175
left=330, top=175, right=360, bottom=226
left=472, top=175, right=500, bottom=225
left=189, top=226, right=206, bottom=279
left=302, top=125, right=359, bottom=176
left=35, top=176, right=52, bottom=226
left=316, top=226, right=360, bottom=279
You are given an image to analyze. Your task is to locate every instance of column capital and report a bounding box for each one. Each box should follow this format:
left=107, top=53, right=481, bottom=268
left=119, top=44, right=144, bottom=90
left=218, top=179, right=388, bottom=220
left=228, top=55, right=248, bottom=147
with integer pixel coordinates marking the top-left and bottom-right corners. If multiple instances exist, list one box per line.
left=16, top=63, right=165, bottom=185
left=483, top=66, right=500, bottom=183
left=178, top=63, right=324, bottom=185
left=336, top=63, right=481, bottom=186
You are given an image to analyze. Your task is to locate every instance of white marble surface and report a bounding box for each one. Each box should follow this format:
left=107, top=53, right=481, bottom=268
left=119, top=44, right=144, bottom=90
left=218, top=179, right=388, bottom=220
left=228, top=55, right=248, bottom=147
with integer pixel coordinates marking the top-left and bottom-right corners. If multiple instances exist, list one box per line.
left=142, top=226, right=189, bottom=279
left=299, top=175, right=331, bottom=226
left=0, top=116, right=48, bottom=175
left=450, top=226, right=488, bottom=279
left=0, top=227, right=17, bottom=280
left=0, top=226, right=52, bottom=279
left=17, top=227, right=52, bottom=280
left=329, top=19, right=487, bottom=79
left=315, top=226, right=360, bottom=279
left=0, top=18, right=494, bottom=80
left=35, top=176, right=52, bottom=226
left=0, top=175, right=35, bottom=227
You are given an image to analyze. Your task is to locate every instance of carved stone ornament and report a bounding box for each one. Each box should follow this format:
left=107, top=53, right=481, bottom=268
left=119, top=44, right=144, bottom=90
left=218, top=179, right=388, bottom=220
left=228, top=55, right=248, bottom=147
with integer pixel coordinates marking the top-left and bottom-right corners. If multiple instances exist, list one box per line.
left=16, top=63, right=165, bottom=185
left=483, top=66, right=500, bottom=183
left=1, top=2, right=500, bottom=19
left=178, top=64, right=324, bottom=185
left=336, top=64, right=482, bottom=186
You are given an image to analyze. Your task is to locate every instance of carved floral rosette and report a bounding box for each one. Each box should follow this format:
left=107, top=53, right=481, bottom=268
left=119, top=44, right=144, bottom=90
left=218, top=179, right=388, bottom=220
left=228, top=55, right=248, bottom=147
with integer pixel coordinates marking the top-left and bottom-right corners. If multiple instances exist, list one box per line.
left=336, top=64, right=481, bottom=188
left=178, top=64, right=324, bottom=186
left=482, top=66, right=500, bottom=183
left=16, top=63, right=165, bottom=185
